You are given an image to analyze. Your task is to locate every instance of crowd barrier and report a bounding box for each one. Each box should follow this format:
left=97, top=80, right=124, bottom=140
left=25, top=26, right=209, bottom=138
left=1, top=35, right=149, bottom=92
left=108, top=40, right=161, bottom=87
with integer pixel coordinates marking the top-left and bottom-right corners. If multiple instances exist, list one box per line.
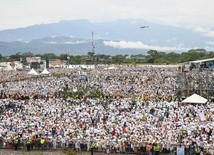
left=0, top=139, right=172, bottom=154
left=0, top=139, right=211, bottom=155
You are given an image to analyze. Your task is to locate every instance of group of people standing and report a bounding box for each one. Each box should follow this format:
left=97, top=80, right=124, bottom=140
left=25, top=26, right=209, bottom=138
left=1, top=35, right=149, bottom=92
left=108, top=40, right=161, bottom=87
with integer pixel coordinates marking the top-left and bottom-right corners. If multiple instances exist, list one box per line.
left=0, top=66, right=213, bottom=155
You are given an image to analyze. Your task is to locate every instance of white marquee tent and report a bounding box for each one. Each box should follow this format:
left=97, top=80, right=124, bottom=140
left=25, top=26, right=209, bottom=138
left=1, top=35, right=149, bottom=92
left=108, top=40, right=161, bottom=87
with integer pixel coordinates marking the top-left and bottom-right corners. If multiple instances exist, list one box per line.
left=41, top=68, right=50, bottom=74
left=27, top=68, right=38, bottom=75
left=104, top=66, right=118, bottom=70
left=182, top=94, right=208, bottom=104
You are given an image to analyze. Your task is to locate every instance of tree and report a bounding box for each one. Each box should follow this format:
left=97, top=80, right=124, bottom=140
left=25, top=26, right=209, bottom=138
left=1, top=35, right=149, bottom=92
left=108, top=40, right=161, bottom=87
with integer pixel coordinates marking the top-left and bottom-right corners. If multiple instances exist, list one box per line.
left=146, top=50, right=158, bottom=63
left=41, top=53, right=58, bottom=60
left=112, top=55, right=126, bottom=64
left=165, top=52, right=179, bottom=63
left=0, top=54, right=7, bottom=62
left=10, top=52, right=22, bottom=61
left=68, top=56, right=82, bottom=64
left=87, top=52, right=95, bottom=58
left=59, top=54, right=68, bottom=60
left=22, top=51, right=34, bottom=57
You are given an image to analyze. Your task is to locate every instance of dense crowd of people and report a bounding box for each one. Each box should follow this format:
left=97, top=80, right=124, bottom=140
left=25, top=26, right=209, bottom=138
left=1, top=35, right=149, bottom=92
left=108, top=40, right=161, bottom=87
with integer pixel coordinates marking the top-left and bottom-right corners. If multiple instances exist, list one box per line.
left=0, top=65, right=213, bottom=154
left=0, top=66, right=179, bottom=100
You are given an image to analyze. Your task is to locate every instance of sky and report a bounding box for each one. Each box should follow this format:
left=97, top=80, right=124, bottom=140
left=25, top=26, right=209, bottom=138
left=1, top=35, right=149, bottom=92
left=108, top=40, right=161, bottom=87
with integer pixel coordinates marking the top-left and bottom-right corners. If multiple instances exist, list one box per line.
left=0, top=0, right=213, bottom=31
left=0, top=0, right=214, bottom=52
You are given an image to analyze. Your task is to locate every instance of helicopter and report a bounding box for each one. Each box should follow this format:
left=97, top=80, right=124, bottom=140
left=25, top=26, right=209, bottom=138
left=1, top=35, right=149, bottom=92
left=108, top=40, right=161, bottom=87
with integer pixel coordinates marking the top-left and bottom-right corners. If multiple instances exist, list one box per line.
left=140, top=26, right=149, bottom=29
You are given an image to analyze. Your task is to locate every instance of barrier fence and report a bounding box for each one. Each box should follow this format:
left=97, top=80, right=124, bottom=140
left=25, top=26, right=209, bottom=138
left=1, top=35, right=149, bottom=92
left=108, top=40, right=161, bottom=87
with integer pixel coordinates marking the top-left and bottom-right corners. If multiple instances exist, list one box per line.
left=0, top=139, right=212, bottom=155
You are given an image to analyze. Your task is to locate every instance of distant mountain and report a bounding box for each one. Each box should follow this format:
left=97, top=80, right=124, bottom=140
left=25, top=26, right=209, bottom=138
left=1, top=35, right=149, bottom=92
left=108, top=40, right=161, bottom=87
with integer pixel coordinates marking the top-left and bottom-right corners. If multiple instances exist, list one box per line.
left=0, top=18, right=212, bottom=55
left=0, top=36, right=146, bottom=56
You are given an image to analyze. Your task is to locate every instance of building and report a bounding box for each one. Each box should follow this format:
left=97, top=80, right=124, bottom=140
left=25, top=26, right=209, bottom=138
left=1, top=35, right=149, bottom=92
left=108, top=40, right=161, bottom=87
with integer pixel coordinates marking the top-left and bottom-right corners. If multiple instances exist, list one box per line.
left=0, top=61, right=23, bottom=71
left=189, top=58, right=214, bottom=71
left=26, top=57, right=41, bottom=63
left=26, top=57, right=46, bottom=69
left=49, top=59, right=65, bottom=68
left=81, top=55, right=94, bottom=65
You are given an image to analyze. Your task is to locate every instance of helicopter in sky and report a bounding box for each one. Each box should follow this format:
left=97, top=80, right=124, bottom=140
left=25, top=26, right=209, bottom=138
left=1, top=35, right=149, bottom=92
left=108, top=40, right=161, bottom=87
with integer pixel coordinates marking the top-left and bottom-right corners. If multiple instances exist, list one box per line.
left=140, top=26, right=149, bottom=29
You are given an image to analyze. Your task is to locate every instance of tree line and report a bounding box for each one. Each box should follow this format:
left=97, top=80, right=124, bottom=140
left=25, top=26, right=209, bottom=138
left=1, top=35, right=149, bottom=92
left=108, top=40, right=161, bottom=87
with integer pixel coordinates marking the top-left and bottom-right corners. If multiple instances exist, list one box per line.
left=1, top=49, right=214, bottom=64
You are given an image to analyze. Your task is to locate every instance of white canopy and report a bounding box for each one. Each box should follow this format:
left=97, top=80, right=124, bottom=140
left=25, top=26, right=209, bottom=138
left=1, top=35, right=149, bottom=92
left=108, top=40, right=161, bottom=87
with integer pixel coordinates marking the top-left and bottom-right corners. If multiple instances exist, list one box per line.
left=41, top=68, right=50, bottom=74
left=182, top=94, right=208, bottom=104
left=27, top=68, right=38, bottom=75
left=104, top=66, right=118, bottom=70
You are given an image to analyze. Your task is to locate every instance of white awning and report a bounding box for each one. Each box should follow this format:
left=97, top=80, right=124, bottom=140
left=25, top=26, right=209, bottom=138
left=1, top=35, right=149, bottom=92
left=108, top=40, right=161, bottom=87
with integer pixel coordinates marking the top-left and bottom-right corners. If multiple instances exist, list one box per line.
left=182, top=94, right=207, bottom=104
left=41, top=68, right=50, bottom=74
left=27, top=68, right=38, bottom=75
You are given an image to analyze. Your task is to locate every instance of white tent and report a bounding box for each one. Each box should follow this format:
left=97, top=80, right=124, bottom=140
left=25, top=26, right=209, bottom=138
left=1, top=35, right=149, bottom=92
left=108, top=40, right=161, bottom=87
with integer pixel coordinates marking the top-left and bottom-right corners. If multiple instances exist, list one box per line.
left=27, top=68, right=38, bottom=75
left=41, top=68, right=50, bottom=74
left=182, top=94, right=208, bottom=104
left=104, top=66, right=118, bottom=70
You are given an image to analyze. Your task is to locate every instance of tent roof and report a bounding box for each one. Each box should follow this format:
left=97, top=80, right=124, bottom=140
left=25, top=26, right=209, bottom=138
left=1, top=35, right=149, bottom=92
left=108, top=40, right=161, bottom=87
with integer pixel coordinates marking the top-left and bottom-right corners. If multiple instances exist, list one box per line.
left=182, top=94, right=207, bottom=104
left=41, top=68, right=50, bottom=74
left=27, top=68, right=38, bottom=75
left=104, top=66, right=118, bottom=70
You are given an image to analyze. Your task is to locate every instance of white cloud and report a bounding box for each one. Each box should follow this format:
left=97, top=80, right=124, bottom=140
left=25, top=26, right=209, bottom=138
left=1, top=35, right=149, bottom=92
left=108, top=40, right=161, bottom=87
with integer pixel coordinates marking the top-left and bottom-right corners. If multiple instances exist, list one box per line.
left=150, top=39, right=157, bottom=43
left=194, top=27, right=207, bottom=33
left=193, top=27, right=214, bottom=38
left=166, top=37, right=178, bottom=43
left=62, top=41, right=88, bottom=44
left=45, top=40, right=87, bottom=44
left=131, top=21, right=137, bottom=25
left=45, top=41, right=58, bottom=44
left=0, top=0, right=213, bottom=30
left=103, top=40, right=190, bottom=51
left=206, top=41, right=214, bottom=46
left=205, top=31, right=214, bottom=38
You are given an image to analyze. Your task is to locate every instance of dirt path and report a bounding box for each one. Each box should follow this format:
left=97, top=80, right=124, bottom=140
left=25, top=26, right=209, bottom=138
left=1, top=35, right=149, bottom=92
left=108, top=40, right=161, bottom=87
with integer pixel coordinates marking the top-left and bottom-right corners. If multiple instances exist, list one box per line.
left=0, top=150, right=137, bottom=155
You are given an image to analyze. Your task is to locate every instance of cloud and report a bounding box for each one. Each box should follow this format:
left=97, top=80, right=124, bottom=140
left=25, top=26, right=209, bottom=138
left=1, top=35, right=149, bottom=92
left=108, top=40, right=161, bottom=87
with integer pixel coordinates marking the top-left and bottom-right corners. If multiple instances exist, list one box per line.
left=131, top=21, right=137, bottom=25
left=194, top=27, right=206, bottom=33
left=193, top=27, right=214, bottom=38
left=0, top=0, right=214, bottom=30
left=103, top=40, right=190, bottom=51
left=205, top=31, right=214, bottom=38
left=206, top=41, right=214, bottom=46
left=45, top=41, right=57, bottom=44
left=62, top=41, right=88, bottom=44
left=45, top=41, right=88, bottom=45
left=165, top=37, right=178, bottom=43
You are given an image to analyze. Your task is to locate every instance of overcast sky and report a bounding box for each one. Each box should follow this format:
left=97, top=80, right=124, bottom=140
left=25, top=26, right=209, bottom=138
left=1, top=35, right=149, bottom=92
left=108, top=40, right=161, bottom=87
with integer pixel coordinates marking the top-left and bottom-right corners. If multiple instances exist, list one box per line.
left=0, top=0, right=213, bottom=31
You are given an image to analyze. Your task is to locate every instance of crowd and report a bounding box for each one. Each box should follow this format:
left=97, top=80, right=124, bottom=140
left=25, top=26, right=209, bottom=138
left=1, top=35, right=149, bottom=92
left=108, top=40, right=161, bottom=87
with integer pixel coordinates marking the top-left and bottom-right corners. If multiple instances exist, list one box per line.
left=0, top=66, right=179, bottom=100
left=0, top=66, right=213, bottom=154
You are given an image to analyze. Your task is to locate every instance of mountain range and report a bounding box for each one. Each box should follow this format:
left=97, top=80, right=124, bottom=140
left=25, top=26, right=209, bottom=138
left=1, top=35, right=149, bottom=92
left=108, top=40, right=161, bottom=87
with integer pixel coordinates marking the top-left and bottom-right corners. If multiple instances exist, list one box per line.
left=0, top=19, right=212, bottom=56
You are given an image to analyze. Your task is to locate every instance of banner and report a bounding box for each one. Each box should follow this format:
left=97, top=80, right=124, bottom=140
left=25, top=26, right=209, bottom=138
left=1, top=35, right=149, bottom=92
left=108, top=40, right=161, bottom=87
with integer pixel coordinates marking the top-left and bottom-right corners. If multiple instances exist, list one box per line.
left=177, top=146, right=185, bottom=155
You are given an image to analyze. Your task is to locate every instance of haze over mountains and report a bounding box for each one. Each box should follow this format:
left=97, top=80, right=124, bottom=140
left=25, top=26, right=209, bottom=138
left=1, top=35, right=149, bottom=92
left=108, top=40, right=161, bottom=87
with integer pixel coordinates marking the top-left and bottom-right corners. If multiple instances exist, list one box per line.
left=0, top=19, right=212, bottom=56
